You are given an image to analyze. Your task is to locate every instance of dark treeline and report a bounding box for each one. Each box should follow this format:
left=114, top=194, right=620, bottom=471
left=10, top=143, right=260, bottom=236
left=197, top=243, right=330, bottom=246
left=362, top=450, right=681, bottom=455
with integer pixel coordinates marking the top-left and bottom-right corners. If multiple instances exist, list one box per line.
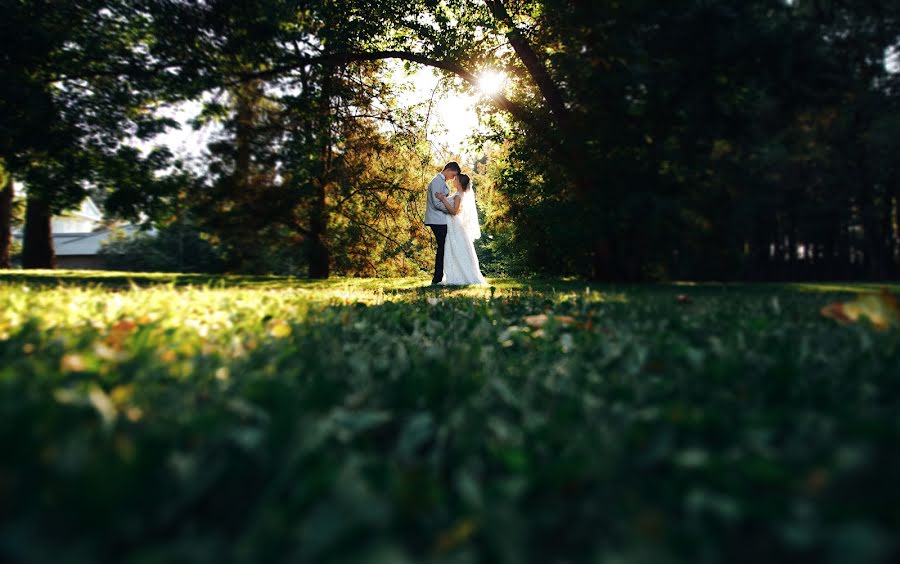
left=1, top=0, right=899, bottom=280
left=478, top=0, right=900, bottom=281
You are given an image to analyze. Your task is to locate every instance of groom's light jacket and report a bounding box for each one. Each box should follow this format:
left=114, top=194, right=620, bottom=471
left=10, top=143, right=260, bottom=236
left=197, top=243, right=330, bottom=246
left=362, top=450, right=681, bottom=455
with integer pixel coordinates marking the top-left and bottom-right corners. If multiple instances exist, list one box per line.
left=424, top=173, right=451, bottom=225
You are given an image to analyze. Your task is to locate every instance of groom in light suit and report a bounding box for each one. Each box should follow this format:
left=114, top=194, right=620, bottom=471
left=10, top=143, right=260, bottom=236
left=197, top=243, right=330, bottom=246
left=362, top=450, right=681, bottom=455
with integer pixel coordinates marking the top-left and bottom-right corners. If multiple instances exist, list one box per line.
left=425, top=162, right=461, bottom=285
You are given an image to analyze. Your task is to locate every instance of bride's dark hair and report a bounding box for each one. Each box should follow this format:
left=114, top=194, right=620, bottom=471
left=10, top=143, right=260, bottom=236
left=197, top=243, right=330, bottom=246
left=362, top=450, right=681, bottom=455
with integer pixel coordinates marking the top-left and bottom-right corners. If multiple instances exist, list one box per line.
left=458, top=174, right=471, bottom=191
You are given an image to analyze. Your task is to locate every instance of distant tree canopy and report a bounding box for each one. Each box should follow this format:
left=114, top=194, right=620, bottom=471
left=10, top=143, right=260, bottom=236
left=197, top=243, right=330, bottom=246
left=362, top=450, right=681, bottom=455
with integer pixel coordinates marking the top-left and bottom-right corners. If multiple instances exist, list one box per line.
left=2, top=0, right=899, bottom=279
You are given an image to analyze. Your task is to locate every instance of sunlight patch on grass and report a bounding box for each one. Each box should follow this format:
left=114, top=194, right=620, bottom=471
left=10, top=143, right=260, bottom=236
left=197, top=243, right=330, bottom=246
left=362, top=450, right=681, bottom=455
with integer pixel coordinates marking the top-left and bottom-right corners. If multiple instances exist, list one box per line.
left=788, top=282, right=900, bottom=294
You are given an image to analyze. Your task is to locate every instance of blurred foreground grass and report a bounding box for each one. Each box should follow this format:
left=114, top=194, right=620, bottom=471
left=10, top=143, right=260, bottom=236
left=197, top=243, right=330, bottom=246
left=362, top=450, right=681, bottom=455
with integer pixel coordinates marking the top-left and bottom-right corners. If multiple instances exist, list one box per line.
left=1, top=270, right=899, bottom=563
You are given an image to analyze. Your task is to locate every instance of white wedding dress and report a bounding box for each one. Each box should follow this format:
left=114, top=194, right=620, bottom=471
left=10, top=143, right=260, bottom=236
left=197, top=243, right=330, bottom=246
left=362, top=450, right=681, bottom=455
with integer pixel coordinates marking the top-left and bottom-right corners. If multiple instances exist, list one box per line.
left=441, top=190, right=487, bottom=286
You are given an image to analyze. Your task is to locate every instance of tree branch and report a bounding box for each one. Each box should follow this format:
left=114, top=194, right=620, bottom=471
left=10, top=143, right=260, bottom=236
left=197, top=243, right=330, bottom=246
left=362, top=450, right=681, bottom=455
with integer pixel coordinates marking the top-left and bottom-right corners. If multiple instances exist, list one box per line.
left=483, top=0, right=571, bottom=129
left=234, top=50, right=538, bottom=130
left=334, top=208, right=427, bottom=271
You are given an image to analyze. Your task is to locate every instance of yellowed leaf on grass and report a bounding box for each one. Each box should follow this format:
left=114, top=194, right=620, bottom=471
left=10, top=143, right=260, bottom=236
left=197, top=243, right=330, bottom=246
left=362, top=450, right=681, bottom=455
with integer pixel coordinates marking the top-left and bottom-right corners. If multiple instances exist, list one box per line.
left=820, top=302, right=854, bottom=324
left=110, top=385, right=134, bottom=405
left=435, top=518, right=477, bottom=552
left=267, top=319, right=292, bottom=338
left=89, top=385, right=117, bottom=428
left=60, top=354, right=86, bottom=372
left=111, top=318, right=138, bottom=334
left=523, top=314, right=548, bottom=328
left=523, top=314, right=577, bottom=329
left=105, top=318, right=139, bottom=350
left=820, top=288, right=900, bottom=331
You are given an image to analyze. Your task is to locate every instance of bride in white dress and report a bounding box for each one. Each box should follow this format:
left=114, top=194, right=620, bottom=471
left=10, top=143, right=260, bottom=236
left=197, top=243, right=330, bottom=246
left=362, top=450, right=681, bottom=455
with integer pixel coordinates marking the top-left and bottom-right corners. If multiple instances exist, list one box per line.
left=435, top=174, right=488, bottom=285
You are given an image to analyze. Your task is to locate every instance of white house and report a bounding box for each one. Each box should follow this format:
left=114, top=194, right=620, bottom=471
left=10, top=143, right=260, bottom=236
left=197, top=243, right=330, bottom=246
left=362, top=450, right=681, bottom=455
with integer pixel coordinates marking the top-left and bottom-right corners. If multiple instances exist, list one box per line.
left=14, top=197, right=142, bottom=270
left=52, top=198, right=104, bottom=234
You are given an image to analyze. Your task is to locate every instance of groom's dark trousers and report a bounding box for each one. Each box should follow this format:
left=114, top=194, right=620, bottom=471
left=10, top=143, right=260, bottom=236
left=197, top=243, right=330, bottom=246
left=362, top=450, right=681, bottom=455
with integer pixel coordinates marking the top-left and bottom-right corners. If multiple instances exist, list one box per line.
left=428, top=224, right=447, bottom=284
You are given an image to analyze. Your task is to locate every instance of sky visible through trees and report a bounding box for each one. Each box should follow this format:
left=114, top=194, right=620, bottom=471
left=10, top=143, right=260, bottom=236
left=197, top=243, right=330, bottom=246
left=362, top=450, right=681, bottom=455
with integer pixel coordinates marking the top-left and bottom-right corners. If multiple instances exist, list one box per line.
left=137, top=62, right=498, bottom=171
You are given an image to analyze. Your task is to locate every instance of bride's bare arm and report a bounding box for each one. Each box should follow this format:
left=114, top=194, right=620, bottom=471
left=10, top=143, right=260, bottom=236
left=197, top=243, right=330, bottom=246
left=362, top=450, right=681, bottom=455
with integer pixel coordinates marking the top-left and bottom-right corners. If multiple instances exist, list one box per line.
left=436, top=193, right=461, bottom=215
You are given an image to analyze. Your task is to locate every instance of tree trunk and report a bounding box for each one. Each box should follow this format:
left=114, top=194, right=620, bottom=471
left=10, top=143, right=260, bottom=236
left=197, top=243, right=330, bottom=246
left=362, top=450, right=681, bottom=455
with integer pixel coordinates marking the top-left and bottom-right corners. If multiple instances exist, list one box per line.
left=308, top=70, right=332, bottom=279
left=879, top=190, right=892, bottom=279
left=229, top=80, right=257, bottom=272
left=22, top=193, right=55, bottom=269
left=308, top=179, right=329, bottom=279
left=0, top=165, right=12, bottom=269
left=893, top=189, right=900, bottom=278
left=752, top=207, right=771, bottom=281
left=787, top=208, right=798, bottom=279
left=857, top=171, right=884, bottom=280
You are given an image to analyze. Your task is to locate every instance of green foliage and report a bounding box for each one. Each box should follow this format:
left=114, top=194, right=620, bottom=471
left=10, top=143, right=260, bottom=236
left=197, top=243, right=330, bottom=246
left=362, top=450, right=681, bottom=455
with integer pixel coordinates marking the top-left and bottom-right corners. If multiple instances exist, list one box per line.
left=8, top=239, right=23, bottom=268
left=481, top=0, right=900, bottom=280
left=4, top=0, right=900, bottom=279
left=2, top=272, right=900, bottom=562
left=98, top=223, right=224, bottom=274
left=176, top=6, right=437, bottom=277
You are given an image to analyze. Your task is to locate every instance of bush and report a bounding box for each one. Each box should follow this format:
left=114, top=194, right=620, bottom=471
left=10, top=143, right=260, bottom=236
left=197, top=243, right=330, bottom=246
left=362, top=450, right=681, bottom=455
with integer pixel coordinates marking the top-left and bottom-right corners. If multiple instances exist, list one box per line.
left=99, top=223, right=224, bottom=273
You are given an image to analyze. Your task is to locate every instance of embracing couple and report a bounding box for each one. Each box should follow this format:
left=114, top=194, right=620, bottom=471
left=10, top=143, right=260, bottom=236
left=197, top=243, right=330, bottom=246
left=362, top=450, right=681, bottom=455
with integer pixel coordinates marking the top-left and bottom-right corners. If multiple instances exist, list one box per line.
left=424, top=162, right=488, bottom=286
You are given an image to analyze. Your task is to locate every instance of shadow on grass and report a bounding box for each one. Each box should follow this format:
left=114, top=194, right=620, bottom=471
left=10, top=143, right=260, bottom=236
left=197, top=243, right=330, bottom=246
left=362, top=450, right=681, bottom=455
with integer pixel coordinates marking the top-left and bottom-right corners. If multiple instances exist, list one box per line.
left=2, top=269, right=898, bottom=299
left=0, top=269, right=306, bottom=290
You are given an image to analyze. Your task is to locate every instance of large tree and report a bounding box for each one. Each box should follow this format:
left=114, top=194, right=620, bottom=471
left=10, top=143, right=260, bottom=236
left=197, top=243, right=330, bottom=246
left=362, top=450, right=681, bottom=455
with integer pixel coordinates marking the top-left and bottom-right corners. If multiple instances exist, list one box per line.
left=0, top=161, right=12, bottom=268
left=1, top=0, right=182, bottom=268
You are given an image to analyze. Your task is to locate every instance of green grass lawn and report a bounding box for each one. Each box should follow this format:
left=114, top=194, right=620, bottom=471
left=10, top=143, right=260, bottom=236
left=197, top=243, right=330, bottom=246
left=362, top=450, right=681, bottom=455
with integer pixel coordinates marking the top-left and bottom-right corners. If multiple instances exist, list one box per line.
left=2, top=270, right=899, bottom=563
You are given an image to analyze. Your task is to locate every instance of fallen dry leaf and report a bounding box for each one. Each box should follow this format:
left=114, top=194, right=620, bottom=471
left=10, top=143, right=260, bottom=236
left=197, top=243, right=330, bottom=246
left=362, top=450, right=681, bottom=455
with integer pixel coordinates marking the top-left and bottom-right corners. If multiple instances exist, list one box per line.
left=435, top=518, right=476, bottom=553
left=524, top=313, right=577, bottom=328
left=105, top=318, right=139, bottom=349
left=821, top=288, right=900, bottom=331
left=267, top=319, right=292, bottom=338
left=60, top=354, right=87, bottom=372
left=820, top=302, right=853, bottom=324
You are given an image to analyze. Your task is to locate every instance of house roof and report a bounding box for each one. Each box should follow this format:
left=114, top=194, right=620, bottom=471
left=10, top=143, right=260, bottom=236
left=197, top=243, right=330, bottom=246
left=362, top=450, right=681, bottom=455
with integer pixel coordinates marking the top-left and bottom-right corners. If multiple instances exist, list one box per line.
left=53, top=225, right=141, bottom=256
left=12, top=197, right=104, bottom=236
left=59, top=198, right=103, bottom=223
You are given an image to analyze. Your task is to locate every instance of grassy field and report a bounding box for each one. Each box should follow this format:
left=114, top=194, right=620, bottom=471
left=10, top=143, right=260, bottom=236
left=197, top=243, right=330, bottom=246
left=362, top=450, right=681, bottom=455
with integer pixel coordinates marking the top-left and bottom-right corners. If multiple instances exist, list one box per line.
left=2, top=270, right=900, bottom=563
